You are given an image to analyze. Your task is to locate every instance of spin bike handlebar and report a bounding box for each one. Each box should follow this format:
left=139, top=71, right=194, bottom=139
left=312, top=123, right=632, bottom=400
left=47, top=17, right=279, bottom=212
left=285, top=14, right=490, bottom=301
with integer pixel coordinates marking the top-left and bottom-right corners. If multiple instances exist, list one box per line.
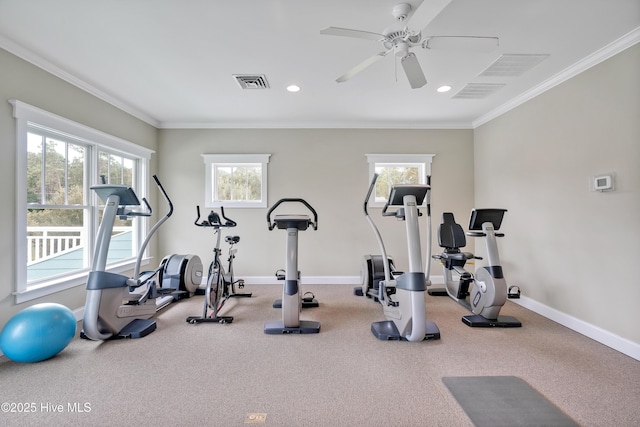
left=194, top=205, right=237, bottom=228
left=266, top=198, right=318, bottom=231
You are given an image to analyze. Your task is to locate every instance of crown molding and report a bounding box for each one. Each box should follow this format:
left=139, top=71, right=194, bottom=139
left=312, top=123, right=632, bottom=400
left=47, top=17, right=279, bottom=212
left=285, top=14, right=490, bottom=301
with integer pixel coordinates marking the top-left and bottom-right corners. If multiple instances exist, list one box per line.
left=157, top=120, right=473, bottom=130
left=0, top=33, right=160, bottom=128
left=473, top=26, right=640, bottom=128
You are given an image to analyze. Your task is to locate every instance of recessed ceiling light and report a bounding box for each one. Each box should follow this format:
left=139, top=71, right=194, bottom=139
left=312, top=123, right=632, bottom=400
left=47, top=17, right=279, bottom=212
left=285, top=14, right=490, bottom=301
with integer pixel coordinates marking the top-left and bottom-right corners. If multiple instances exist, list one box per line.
left=437, top=85, right=452, bottom=93
left=287, top=85, right=301, bottom=92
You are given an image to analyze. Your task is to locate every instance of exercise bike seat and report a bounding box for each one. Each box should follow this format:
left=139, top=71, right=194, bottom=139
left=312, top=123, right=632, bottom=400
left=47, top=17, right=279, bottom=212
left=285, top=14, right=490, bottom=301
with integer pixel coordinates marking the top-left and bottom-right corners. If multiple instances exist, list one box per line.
left=273, top=214, right=310, bottom=231
left=225, top=235, right=240, bottom=244
left=436, top=213, right=475, bottom=267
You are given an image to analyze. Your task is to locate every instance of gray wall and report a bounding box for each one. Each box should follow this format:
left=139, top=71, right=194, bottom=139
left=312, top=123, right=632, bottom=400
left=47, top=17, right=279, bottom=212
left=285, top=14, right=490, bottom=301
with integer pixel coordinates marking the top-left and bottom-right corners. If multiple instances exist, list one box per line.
left=474, top=44, right=640, bottom=344
left=2, top=40, right=639, bottom=354
left=0, top=48, right=158, bottom=327
left=157, top=128, right=474, bottom=280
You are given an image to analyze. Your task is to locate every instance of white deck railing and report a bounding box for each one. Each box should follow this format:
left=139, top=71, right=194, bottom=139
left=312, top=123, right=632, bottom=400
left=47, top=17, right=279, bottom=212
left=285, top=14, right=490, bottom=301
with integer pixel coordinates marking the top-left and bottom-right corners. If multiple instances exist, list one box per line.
left=27, top=226, right=129, bottom=265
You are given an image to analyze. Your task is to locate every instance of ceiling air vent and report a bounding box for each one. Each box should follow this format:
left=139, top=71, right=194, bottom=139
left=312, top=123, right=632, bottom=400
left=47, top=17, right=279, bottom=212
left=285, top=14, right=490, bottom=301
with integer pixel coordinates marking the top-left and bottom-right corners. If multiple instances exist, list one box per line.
left=233, top=74, right=270, bottom=89
left=479, top=54, right=549, bottom=77
left=452, top=83, right=506, bottom=99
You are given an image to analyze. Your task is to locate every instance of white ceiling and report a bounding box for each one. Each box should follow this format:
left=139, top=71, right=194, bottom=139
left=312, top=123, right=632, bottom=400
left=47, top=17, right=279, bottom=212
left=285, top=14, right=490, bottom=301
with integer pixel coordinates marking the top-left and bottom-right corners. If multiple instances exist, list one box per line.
left=1, top=0, right=639, bottom=129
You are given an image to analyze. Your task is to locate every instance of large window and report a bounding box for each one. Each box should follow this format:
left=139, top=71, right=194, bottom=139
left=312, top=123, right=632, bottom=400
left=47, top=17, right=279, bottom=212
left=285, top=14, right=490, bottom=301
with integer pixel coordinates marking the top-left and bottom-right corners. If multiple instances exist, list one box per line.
left=366, top=154, right=435, bottom=206
left=203, top=154, right=270, bottom=208
left=12, top=100, right=152, bottom=303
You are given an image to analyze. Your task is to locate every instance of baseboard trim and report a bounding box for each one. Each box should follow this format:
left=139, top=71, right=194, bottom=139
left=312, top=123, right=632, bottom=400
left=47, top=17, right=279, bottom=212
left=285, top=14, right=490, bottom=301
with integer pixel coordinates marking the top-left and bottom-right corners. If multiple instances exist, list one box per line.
left=5, top=278, right=636, bottom=362
left=511, top=296, right=640, bottom=361
left=245, top=276, right=639, bottom=360
left=240, top=275, right=446, bottom=286
left=73, top=306, right=84, bottom=322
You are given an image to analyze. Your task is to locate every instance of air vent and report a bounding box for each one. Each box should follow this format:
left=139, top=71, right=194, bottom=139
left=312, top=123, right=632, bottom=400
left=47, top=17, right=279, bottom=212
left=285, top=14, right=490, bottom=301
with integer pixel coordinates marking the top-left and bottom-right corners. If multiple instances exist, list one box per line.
left=479, top=54, right=549, bottom=77
left=233, top=74, right=270, bottom=89
left=452, top=83, right=506, bottom=99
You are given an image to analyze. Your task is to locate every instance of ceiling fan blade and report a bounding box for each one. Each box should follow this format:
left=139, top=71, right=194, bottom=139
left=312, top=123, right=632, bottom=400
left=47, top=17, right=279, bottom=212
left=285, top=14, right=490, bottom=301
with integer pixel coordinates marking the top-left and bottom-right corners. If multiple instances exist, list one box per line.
left=408, top=0, right=453, bottom=31
left=336, top=50, right=391, bottom=83
left=401, top=52, right=427, bottom=89
left=423, top=36, right=499, bottom=51
left=320, top=26, right=385, bottom=41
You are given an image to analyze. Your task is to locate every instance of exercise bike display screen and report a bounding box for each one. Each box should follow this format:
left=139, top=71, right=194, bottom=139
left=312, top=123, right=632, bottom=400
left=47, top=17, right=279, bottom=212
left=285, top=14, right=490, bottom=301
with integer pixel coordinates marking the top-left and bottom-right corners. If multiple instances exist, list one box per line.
left=388, top=185, right=429, bottom=206
left=468, top=209, right=507, bottom=231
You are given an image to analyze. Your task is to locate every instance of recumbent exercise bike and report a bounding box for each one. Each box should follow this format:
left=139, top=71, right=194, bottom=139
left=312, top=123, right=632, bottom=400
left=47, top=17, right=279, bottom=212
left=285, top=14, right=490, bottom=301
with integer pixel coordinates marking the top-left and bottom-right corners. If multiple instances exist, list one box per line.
left=429, top=209, right=521, bottom=327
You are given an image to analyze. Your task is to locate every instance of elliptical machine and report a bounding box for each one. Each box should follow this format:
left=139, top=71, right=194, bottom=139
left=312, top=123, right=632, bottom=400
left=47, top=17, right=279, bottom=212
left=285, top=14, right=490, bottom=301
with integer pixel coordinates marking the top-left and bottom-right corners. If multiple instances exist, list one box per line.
left=264, top=198, right=320, bottom=335
left=82, top=175, right=202, bottom=340
left=429, top=209, right=521, bottom=327
left=186, top=206, right=251, bottom=324
left=358, top=174, right=440, bottom=342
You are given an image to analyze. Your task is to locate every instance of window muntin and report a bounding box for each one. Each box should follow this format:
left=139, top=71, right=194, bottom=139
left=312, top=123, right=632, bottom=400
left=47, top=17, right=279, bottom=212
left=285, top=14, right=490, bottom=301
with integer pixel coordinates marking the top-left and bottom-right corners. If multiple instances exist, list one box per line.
left=366, top=154, right=434, bottom=206
left=214, top=164, right=262, bottom=202
left=98, top=150, right=135, bottom=186
left=12, top=99, right=153, bottom=303
left=203, top=154, right=270, bottom=208
left=26, top=127, right=91, bottom=283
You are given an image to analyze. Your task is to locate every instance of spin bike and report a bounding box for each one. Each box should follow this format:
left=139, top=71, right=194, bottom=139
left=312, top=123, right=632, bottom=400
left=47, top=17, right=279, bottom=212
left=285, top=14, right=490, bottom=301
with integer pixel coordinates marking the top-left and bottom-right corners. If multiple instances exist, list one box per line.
left=186, top=206, right=251, bottom=324
left=429, top=209, right=521, bottom=327
left=359, top=174, right=440, bottom=341
left=264, top=198, right=320, bottom=334
left=82, top=175, right=202, bottom=340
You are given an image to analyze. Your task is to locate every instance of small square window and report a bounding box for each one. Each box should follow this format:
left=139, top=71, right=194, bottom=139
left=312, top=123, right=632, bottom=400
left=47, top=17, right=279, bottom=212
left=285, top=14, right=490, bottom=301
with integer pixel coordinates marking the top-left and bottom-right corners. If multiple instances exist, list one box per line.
left=203, top=154, right=270, bottom=208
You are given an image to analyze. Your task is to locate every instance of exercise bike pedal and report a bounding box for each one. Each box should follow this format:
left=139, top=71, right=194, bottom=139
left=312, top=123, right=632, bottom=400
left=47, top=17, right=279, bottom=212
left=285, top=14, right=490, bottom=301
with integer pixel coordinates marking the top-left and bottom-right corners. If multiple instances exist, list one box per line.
left=508, top=285, right=521, bottom=299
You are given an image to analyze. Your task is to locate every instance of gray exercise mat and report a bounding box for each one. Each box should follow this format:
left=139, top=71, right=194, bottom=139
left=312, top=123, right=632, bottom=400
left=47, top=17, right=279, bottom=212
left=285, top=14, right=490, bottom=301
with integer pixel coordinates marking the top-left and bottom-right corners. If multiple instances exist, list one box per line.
left=443, top=376, right=579, bottom=427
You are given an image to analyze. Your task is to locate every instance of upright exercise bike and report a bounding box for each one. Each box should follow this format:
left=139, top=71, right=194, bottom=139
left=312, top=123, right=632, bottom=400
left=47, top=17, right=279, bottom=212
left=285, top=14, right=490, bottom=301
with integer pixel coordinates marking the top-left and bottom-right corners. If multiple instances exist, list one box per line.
left=82, top=175, right=201, bottom=340
left=264, top=198, right=320, bottom=335
left=430, top=209, right=521, bottom=327
left=186, top=206, right=251, bottom=324
left=359, top=174, right=440, bottom=342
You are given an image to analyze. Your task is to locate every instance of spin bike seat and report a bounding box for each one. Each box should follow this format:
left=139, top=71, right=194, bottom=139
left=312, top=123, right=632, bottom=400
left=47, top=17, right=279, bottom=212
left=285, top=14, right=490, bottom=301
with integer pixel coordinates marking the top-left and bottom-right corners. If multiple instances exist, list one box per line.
left=225, top=235, right=240, bottom=244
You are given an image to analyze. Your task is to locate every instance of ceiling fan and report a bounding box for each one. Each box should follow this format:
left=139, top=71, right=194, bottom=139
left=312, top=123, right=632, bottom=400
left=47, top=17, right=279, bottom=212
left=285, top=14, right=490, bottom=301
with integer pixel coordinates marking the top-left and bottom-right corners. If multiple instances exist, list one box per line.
left=320, top=1, right=498, bottom=89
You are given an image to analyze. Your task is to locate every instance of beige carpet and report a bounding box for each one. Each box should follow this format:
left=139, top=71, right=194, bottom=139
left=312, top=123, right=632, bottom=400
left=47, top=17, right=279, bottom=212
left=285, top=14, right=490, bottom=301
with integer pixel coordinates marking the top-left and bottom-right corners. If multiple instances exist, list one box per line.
left=1, top=284, right=639, bottom=426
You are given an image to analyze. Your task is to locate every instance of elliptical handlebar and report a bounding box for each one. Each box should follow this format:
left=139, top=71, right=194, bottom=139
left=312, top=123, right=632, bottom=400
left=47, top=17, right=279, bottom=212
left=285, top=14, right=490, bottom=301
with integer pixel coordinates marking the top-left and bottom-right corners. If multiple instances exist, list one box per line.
left=266, top=198, right=318, bottom=231
left=153, top=174, right=173, bottom=218
left=363, top=173, right=378, bottom=217
left=133, top=174, right=173, bottom=280
left=194, top=205, right=237, bottom=228
left=126, top=175, right=173, bottom=218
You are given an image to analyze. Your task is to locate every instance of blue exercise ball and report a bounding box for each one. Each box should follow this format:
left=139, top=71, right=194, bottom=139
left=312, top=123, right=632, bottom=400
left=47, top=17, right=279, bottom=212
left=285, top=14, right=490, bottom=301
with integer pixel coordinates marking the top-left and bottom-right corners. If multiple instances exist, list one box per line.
left=0, top=303, right=77, bottom=363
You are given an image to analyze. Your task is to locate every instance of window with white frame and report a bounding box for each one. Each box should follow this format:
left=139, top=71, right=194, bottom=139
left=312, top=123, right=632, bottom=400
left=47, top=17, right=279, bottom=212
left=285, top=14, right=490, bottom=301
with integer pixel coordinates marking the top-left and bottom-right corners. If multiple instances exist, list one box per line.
left=203, top=154, right=270, bottom=208
left=366, top=154, right=435, bottom=206
left=11, top=100, right=152, bottom=303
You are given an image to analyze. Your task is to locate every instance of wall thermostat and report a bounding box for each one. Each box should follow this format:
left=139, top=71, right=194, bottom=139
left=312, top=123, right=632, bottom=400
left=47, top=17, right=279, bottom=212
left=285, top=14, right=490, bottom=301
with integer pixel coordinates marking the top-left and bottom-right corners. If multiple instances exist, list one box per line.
left=593, top=174, right=614, bottom=191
